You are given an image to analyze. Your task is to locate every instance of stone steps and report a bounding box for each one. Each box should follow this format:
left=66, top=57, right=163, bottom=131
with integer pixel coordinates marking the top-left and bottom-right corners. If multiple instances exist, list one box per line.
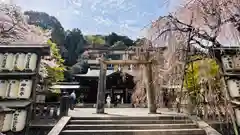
left=69, top=119, right=193, bottom=124
left=60, top=116, right=207, bottom=135
left=70, top=116, right=188, bottom=120
left=60, top=129, right=206, bottom=135
left=65, top=123, right=198, bottom=130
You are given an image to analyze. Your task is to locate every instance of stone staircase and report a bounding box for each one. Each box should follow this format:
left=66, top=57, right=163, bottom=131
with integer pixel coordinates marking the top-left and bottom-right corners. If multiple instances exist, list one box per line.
left=59, top=115, right=207, bottom=135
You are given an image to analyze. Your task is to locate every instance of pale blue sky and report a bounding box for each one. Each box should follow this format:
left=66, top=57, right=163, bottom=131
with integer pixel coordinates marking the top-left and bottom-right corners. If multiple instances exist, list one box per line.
left=13, top=0, right=179, bottom=39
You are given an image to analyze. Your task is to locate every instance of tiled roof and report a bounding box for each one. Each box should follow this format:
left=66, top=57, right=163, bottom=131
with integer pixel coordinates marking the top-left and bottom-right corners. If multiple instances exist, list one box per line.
left=50, top=85, right=80, bottom=89
left=74, top=69, right=115, bottom=77
left=74, top=69, right=136, bottom=77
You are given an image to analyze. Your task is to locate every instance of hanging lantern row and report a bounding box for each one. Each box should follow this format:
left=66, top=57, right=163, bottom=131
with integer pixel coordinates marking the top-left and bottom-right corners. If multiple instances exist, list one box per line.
left=219, top=51, right=240, bottom=127
left=221, top=55, right=240, bottom=71
left=0, top=109, right=27, bottom=132
left=0, top=53, right=38, bottom=72
left=0, top=79, right=32, bottom=99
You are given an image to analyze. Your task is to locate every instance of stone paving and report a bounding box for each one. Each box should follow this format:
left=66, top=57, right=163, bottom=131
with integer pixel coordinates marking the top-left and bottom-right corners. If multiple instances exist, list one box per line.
left=68, top=108, right=188, bottom=117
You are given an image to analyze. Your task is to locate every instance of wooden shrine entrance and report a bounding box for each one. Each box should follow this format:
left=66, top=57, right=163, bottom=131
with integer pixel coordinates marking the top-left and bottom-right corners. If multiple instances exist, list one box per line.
left=106, top=71, right=135, bottom=104
left=96, top=52, right=157, bottom=114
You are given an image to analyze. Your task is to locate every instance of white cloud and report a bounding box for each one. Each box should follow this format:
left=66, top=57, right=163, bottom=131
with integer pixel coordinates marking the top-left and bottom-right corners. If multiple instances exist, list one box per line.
left=73, top=10, right=80, bottom=15
left=13, top=0, right=176, bottom=39
left=0, top=0, right=12, bottom=4
left=121, top=20, right=137, bottom=25
left=94, top=16, right=114, bottom=26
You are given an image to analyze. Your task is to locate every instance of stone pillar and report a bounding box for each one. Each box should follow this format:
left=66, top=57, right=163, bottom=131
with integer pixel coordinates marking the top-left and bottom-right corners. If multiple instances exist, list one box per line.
left=125, top=88, right=128, bottom=104
left=144, top=52, right=157, bottom=114
left=60, top=92, right=70, bottom=117
left=96, top=55, right=107, bottom=114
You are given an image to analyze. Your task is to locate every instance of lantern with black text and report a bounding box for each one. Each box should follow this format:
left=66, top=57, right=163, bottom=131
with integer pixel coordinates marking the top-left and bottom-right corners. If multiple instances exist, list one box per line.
left=221, top=55, right=233, bottom=71
left=6, top=80, right=20, bottom=99
left=227, top=79, right=240, bottom=98
left=11, top=110, right=27, bottom=132
left=0, top=108, right=14, bottom=132
left=233, top=55, right=240, bottom=70
left=14, top=53, right=26, bottom=71
left=0, top=53, right=4, bottom=71
left=24, top=53, right=38, bottom=71
left=0, top=80, right=8, bottom=98
left=1, top=53, right=15, bottom=71
left=18, top=80, right=32, bottom=99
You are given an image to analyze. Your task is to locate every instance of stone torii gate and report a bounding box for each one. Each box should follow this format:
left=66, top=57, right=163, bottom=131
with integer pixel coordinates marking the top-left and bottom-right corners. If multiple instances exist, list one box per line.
left=96, top=52, right=157, bottom=114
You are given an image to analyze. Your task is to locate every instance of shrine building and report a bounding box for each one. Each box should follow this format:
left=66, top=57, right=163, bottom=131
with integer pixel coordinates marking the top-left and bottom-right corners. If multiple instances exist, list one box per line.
left=73, top=46, right=136, bottom=104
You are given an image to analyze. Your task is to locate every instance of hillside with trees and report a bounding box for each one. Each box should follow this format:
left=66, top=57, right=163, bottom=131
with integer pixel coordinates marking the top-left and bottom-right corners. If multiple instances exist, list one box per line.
left=24, top=11, right=139, bottom=80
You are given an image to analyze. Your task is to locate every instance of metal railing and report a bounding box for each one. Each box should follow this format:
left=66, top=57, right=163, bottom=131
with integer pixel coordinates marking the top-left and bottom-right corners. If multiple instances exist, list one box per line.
left=30, top=93, right=70, bottom=135
left=34, top=102, right=60, bottom=120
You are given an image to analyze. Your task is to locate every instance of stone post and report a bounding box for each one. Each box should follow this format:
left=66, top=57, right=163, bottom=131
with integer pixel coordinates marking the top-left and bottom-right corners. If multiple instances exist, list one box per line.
left=60, top=92, right=70, bottom=117
left=144, top=52, right=157, bottom=114
left=96, top=54, right=107, bottom=114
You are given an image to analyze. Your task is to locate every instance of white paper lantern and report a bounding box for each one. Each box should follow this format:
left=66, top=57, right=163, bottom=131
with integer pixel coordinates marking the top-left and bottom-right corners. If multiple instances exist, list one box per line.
left=235, top=108, right=240, bottom=126
left=6, top=80, right=20, bottom=99
left=24, top=53, right=38, bottom=71
left=14, top=53, right=26, bottom=71
left=221, top=55, right=233, bottom=71
left=0, top=109, right=14, bottom=132
left=227, top=79, right=240, bottom=98
left=1, top=53, right=15, bottom=71
left=1, top=111, right=13, bottom=132
left=0, top=53, right=4, bottom=71
left=11, top=110, right=27, bottom=132
left=233, top=55, right=240, bottom=70
left=18, top=80, right=32, bottom=99
left=0, top=80, right=8, bottom=98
